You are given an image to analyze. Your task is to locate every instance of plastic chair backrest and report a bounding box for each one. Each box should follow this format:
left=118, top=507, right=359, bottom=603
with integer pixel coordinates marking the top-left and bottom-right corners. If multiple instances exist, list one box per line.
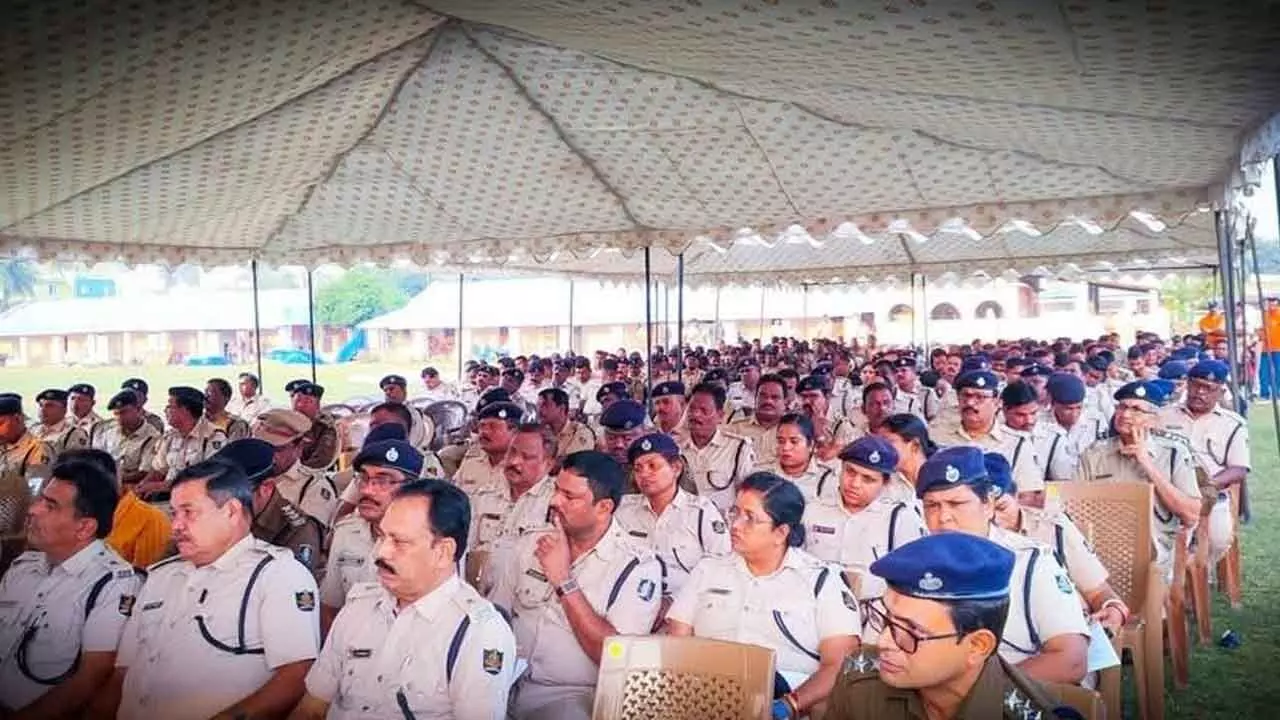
left=1046, top=681, right=1106, bottom=720
left=592, top=635, right=776, bottom=720
left=1052, top=481, right=1153, bottom=611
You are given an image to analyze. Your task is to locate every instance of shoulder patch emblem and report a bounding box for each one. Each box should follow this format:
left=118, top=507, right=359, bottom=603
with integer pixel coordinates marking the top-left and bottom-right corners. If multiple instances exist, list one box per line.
left=482, top=648, right=504, bottom=675
left=296, top=544, right=314, bottom=567
left=711, top=520, right=726, bottom=534
left=1055, top=573, right=1074, bottom=595
left=637, top=578, right=656, bottom=602
left=118, top=595, right=136, bottom=616
left=295, top=590, right=316, bottom=612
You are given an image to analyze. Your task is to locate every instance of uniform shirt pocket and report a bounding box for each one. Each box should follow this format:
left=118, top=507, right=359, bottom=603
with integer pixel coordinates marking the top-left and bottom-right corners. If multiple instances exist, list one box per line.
left=515, top=569, right=553, bottom=611
left=694, top=592, right=741, bottom=638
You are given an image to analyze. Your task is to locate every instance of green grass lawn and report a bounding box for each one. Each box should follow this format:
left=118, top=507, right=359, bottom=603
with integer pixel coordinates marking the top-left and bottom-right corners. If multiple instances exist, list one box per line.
left=1165, top=410, right=1280, bottom=719
left=0, top=361, right=446, bottom=407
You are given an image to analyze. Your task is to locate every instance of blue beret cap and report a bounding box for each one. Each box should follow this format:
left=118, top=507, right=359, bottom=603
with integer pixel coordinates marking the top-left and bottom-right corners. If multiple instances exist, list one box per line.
left=354, top=439, right=423, bottom=477
left=1000, top=381, right=1038, bottom=407
left=477, top=388, right=511, bottom=410
left=121, top=378, right=149, bottom=395
left=379, top=374, right=407, bottom=388
left=68, top=383, right=95, bottom=397
left=212, top=438, right=276, bottom=485
left=1046, top=373, right=1086, bottom=405
left=1019, top=364, right=1054, bottom=379
left=983, top=452, right=1016, bottom=498
left=1085, top=356, right=1111, bottom=373
left=953, top=370, right=998, bottom=393
left=1149, top=379, right=1177, bottom=405
left=796, top=375, right=828, bottom=394
left=107, top=390, right=140, bottom=411
left=293, top=382, right=324, bottom=399
left=916, top=446, right=989, bottom=498
left=36, top=389, right=69, bottom=404
left=651, top=381, right=685, bottom=399
left=838, top=436, right=899, bottom=476
left=870, top=532, right=1015, bottom=601
left=960, top=357, right=991, bottom=373
left=476, top=401, right=523, bottom=422
left=1171, top=348, right=1198, bottom=362
left=1188, top=359, right=1229, bottom=383
left=1157, top=361, right=1189, bottom=380
left=1113, top=380, right=1165, bottom=405
left=811, top=362, right=834, bottom=375
left=597, top=381, right=630, bottom=402
left=284, top=378, right=309, bottom=394
left=0, top=393, right=22, bottom=416
left=364, top=422, right=408, bottom=445
left=600, top=400, right=646, bottom=432
left=702, top=368, right=728, bottom=384
left=627, top=433, right=680, bottom=464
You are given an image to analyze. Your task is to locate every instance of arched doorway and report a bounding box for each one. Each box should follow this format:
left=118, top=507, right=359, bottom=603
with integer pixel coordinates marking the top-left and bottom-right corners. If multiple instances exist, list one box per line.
left=930, top=303, right=961, bottom=320
left=888, top=304, right=913, bottom=323
left=975, top=300, right=1004, bottom=319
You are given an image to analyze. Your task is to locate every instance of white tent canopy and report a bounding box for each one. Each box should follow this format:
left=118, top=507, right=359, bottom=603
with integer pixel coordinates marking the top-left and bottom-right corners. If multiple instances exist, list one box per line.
left=1, top=0, right=1277, bottom=269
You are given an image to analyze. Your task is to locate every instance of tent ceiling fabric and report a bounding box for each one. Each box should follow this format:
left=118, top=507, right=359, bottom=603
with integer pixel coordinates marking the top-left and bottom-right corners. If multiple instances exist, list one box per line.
left=1, top=0, right=1277, bottom=268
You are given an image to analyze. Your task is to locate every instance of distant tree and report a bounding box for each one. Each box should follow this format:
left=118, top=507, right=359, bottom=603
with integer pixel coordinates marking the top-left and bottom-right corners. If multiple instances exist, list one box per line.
left=1161, top=275, right=1216, bottom=331
left=314, top=267, right=409, bottom=326
left=0, top=259, right=37, bottom=312
left=395, top=270, right=430, bottom=298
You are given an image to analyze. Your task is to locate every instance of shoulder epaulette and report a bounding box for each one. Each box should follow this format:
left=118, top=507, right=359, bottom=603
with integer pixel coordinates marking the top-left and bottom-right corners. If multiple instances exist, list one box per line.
left=147, top=554, right=185, bottom=573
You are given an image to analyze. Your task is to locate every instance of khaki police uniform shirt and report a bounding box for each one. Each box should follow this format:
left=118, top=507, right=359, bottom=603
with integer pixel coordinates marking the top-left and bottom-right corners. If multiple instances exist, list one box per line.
left=755, top=459, right=837, bottom=504
left=826, top=649, right=1070, bottom=720
left=574, top=379, right=602, bottom=418
left=819, top=414, right=861, bottom=453
left=226, top=394, right=271, bottom=425
left=206, top=413, right=251, bottom=442
left=252, top=492, right=324, bottom=577
left=273, top=462, right=339, bottom=527
left=803, top=496, right=926, bottom=601
left=143, top=411, right=165, bottom=434
left=892, top=384, right=939, bottom=421
left=151, top=417, right=228, bottom=482
left=453, top=454, right=508, bottom=497
left=1044, top=413, right=1108, bottom=482
left=1159, top=404, right=1250, bottom=477
left=727, top=382, right=756, bottom=416
left=1031, top=424, right=1078, bottom=485
left=0, top=541, right=140, bottom=711
left=30, top=419, right=89, bottom=459
left=1015, top=506, right=1109, bottom=595
left=115, top=536, right=320, bottom=720
left=306, top=576, right=516, bottom=720
left=91, top=420, right=162, bottom=480
left=1086, top=383, right=1116, bottom=421
left=667, top=547, right=860, bottom=677
left=469, top=478, right=555, bottom=555
left=554, top=420, right=597, bottom=460
left=487, top=521, right=662, bottom=690
left=613, top=489, right=731, bottom=598
left=679, top=430, right=756, bottom=515
left=1075, top=435, right=1201, bottom=561
left=551, top=382, right=582, bottom=418
left=71, top=411, right=102, bottom=434
left=321, top=516, right=378, bottom=610
left=987, top=525, right=1089, bottom=667
left=419, top=383, right=461, bottom=405
left=728, top=417, right=779, bottom=467
left=0, top=433, right=53, bottom=539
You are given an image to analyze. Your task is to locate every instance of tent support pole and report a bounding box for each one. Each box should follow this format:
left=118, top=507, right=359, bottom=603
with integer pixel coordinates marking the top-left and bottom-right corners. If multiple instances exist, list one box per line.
left=1217, top=210, right=1245, bottom=414
left=921, top=273, right=929, bottom=350
left=644, top=248, right=654, bottom=405
left=567, top=279, right=575, bottom=353
left=1248, top=219, right=1280, bottom=502
left=759, top=287, right=766, bottom=343
left=676, top=253, right=685, bottom=371
left=306, top=268, right=317, bottom=383
left=802, top=284, right=809, bottom=340
left=714, top=286, right=721, bottom=344
left=457, top=274, right=464, bottom=383
left=910, top=274, right=919, bottom=347
left=250, top=260, right=264, bottom=385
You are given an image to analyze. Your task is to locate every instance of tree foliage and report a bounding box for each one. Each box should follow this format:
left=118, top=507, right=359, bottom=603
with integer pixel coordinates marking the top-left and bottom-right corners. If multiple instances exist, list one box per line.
left=1161, top=275, right=1216, bottom=332
left=314, top=267, right=409, bottom=326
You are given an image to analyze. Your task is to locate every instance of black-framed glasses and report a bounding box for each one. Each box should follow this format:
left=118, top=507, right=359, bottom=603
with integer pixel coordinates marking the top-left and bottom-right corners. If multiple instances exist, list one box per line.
left=864, top=599, right=963, bottom=655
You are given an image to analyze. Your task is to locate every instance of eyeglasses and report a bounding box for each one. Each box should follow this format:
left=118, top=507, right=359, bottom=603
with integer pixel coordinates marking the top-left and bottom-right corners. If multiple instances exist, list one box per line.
left=864, top=599, right=963, bottom=654
left=726, top=507, right=773, bottom=527
left=359, top=472, right=408, bottom=488
left=1114, top=404, right=1155, bottom=416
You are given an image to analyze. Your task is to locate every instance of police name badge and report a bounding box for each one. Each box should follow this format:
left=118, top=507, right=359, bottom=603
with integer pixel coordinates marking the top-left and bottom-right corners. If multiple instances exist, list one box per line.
left=483, top=648, right=504, bottom=676
left=295, top=590, right=317, bottom=612
left=119, top=594, right=136, bottom=617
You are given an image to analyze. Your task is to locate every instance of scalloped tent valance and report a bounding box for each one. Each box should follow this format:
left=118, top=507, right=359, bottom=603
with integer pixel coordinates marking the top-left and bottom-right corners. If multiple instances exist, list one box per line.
left=1, top=1, right=1277, bottom=268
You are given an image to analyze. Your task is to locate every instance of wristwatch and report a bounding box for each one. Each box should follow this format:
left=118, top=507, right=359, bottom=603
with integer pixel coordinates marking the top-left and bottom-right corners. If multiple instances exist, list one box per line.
left=554, top=578, right=581, bottom=598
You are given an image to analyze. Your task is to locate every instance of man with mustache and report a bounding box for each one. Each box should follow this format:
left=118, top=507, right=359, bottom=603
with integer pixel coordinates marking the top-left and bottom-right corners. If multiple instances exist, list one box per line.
left=730, top=373, right=788, bottom=466
left=488, top=451, right=662, bottom=720
left=0, top=459, right=140, bottom=718
left=319, top=439, right=424, bottom=638
left=453, top=402, right=522, bottom=497
left=100, top=458, right=319, bottom=720
left=290, top=480, right=517, bottom=720
left=468, top=423, right=558, bottom=590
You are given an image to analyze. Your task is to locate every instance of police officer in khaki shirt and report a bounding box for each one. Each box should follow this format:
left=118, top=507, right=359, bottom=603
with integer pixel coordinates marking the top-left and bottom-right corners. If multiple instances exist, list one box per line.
left=454, top=402, right=522, bottom=496
left=378, top=374, right=436, bottom=454
left=487, top=451, right=663, bottom=720
left=1076, top=380, right=1202, bottom=576
left=291, top=383, right=339, bottom=472
left=730, top=373, right=787, bottom=466
left=320, top=440, right=425, bottom=637
left=93, top=391, right=162, bottom=487
left=679, top=384, right=756, bottom=514
left=119, top=379, right=165, bottom=434
left=291, top=480, right=517, bottom=720
left=650, top=381, right=689, bottom=443
left=537, top=388, right=597, bottom=461
left=203, top=379, right=251, bottom=441
left=253, top=410, right=338, bottom=527
left=100, top=459, right=319, bottom=720
left=0, top=460, right=140, bottom=718
left=67, top=383, right=103, bottom=434
left=0, top=394, right=53, bottom=570
left=797, top=376, right=858, bottom=466
left=30, top=389, right=90, bottom=459
left=137, top=387, right=228, bottom=499
left=214, top=439, right=325, bottom=578
left=825, top=533, right=1074, bottom=720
